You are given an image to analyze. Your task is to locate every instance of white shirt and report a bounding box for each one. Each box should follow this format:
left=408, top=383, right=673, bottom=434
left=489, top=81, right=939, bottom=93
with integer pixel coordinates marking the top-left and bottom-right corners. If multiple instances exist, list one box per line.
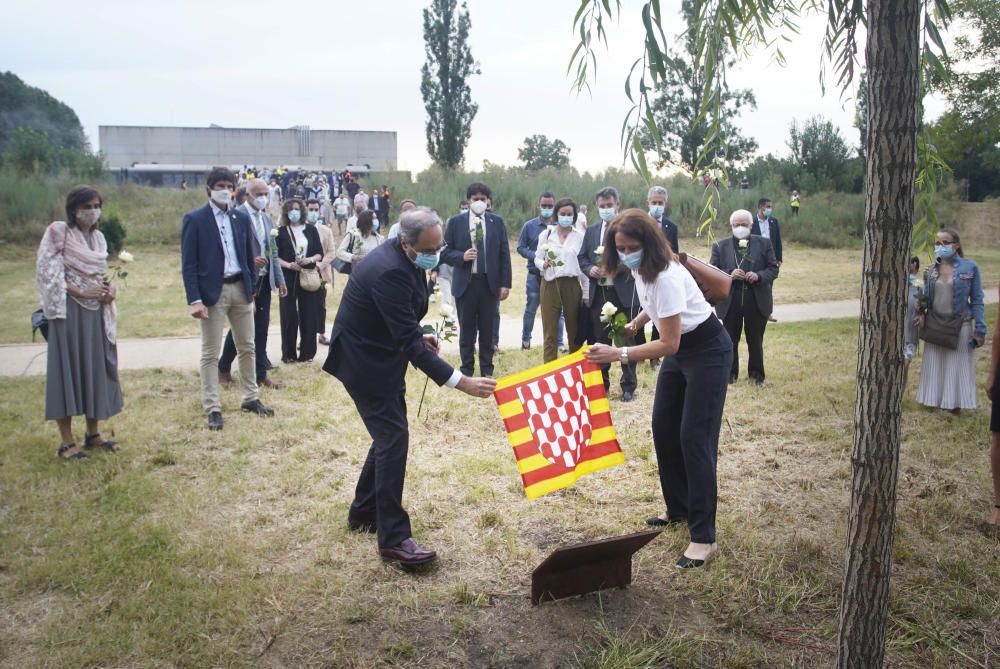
left=469, top=215, right=487, bottom=274
left=242, top=203, right=268, bottom=275
left=210, top=201, right=242, bottom=277
left=633, top=261, right=714, bottom=334
left=757, top=217, right=771, bottom=239
left=288, top=224, right=308, bottom=258
left=334, top=197, right=351, bottom=216
left=534, top=226, right=585, bottom=282
left=337, top=231, right=384, bottom=264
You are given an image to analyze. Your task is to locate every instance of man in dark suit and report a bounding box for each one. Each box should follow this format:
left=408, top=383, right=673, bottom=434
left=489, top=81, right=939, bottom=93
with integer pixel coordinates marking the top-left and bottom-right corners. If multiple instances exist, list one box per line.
left=181, top=167, right=274, bottom=430
left=323, top=207, right=495, bottom=568
left=646, top=185, right=678, bottom=253
left=218, top=178, right=287, bottom=389
left=710, top=209, right=779, bottom=386
left=578, top=186, right=642, bottom=401
left=751, top=197, right=783, bottom=265
left=440, top=182, right=512, bottom=377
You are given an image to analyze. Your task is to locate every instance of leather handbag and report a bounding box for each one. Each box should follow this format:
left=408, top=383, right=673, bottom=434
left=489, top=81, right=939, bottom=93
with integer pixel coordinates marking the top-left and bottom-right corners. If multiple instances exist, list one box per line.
left=677, top=253, right=732, bottom=306
left=298, top=266, right=322, bottom=292
left=333, top=233, right=354, bottom=274
left=918, top=310, right=963, bottom=349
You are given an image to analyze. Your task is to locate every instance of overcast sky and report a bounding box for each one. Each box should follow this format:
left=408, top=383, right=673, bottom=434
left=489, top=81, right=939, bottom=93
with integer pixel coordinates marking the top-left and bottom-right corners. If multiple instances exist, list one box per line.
left=3, top=0, right=947, bottom=174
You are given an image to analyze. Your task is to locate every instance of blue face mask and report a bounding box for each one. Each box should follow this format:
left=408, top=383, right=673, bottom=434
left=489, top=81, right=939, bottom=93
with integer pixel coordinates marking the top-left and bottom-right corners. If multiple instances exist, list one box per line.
left=934, top=244, right=956, bottom=260
left=620, top=250, right=644, bottom=270
left=412, top=250, right=440, bottom=271
left=539, top=207, right=554, bottom=219
left=557, top=215, right=574, bottom=228
left=288, top=210, right=301, bottom=223
left=373, top=219, right=380, bottom=231
left=648, top=204, right=665, bottom=218
left=762, top=207, right=773, bottom=218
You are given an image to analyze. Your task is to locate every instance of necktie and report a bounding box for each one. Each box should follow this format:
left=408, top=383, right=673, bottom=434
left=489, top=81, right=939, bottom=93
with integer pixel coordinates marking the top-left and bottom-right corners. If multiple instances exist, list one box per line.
left=475, top=218, right=486, bottom=274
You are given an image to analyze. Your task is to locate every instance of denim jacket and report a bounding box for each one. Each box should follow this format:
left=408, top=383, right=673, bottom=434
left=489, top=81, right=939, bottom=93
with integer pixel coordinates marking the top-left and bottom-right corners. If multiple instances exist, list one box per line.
left=924, top=256, right=987, bottom=337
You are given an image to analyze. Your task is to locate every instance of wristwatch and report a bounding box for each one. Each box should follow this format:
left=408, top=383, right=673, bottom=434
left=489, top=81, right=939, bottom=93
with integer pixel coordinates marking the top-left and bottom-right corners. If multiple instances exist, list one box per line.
left=619, top=346, right=629, bottom=364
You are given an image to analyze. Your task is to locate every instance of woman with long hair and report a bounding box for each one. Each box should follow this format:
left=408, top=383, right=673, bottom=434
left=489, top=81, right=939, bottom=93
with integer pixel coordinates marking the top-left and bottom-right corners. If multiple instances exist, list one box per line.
left=586, top=209, right=732, bottom=568
left=534, top=197, right=585, bottom=362
left=276, top=198, right=324, bottom=363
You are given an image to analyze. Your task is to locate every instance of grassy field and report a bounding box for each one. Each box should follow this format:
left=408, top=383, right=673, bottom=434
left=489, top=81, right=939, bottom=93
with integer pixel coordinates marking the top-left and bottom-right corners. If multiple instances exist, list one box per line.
left=1, top=311, right=997, bottom=668
left=3, top=240, right=999, bottom=345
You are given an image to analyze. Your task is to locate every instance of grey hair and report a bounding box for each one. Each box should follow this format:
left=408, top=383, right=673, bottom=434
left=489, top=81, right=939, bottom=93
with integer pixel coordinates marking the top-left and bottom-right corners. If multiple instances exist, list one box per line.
left=595, top=186, right=619, bottom=203
left=247, top=178, right=268, bottom=192
left=647, top=185, right=668, bottom=200
left=730, top=209, right=753, bottom=226
left=399, top=206, right=442, bottom=245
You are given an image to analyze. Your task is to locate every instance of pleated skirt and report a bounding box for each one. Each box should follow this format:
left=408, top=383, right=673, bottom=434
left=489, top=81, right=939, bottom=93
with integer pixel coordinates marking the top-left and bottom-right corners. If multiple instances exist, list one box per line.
left=916, top=321, right=977, bottom=410
left=45, top=299, right=124, bottom=421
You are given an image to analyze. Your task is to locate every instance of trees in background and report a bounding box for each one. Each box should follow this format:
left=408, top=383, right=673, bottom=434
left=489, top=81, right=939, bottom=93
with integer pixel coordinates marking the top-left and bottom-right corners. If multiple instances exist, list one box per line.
left=420, top=0, right=480, bottom=170
left=518, top=135, right=571, bottom=170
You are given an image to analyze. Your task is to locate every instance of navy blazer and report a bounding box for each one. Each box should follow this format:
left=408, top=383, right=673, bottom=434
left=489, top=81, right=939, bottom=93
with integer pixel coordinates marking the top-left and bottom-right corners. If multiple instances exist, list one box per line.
left=238, top=203, right=285, bottom=291
left=322, top=238, right=454, bottom=397
left=440, top=211, right=512, bottom=299
left=181, top=203, right=256, bottom=306
left=751, top=216, right=783, bottom=263
left=709, top=234, right=779, bottom=319
left=577, top=221, right=640, bottom=311
left=653, top=215, right=679, bottom=253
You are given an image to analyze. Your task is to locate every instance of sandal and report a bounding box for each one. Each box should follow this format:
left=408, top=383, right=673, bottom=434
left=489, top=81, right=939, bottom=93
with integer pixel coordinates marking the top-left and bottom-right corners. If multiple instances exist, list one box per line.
left=57, top=443, right=88, bottom=460
left=83, top=433, right=119, bottom=453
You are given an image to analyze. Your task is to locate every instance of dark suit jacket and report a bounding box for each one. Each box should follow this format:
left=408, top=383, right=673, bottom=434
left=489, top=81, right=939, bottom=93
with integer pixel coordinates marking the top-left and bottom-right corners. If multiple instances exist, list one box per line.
left=440, top=211, right=512, bottom=299
left=709, top=234, right=779, bottom=319
left=322, top=238, right=454, bottom=397
left=577, top=222, right=640, bottom=311
left=654, top=215, right=679, bottom=253
left=276, top=224, right=323, bottom=286
left=181, top=203, right=256, bottom=306
left=238, top=203, right=285, bottom=291
left=751, top=216, right=782, bottom=263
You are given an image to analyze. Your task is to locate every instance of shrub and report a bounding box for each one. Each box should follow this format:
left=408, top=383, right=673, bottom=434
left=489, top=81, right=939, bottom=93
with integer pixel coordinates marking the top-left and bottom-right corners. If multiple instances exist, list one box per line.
left=100, top=206, right=127, bottom=254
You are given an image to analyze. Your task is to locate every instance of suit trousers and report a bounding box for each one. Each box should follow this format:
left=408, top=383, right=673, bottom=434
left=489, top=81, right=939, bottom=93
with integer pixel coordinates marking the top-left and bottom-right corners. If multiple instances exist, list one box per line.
left=723, top=285, right=767, bottom=380
left=199, top=282, right=257, bottom=413
left=587, top=284, right=638, bottom=394
left=219, top=276, right=272, bottom=382
left=347, top=388, right=412, bottom=549
left=539, top=277, right=581, bottom=363
left=652, top=325, right=732, bottom=543
left=279, top=275, right=322, bottom=362
left=457, top=277, right=497, bottom=376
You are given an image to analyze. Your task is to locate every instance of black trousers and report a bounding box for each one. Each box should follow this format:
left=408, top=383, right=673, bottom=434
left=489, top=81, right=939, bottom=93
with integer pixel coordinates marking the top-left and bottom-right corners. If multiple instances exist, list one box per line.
left=219, top=276, right=272, bottom=381
left=722, top=285, right=767, bottom=380
left=279, top=275, right=322, bottom=362
left=347, top=388, right=411, bottom=549
left=587, top=284, right=639, bottom=394
left=457, top=277, right=497, bottom=376
left=651, top=321, right=732, bottom=544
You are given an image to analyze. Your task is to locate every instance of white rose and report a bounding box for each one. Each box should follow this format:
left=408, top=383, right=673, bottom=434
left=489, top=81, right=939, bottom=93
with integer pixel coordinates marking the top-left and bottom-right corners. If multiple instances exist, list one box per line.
left=270, top=228, right=280, bottom=238
left=439, top=303, right=456, bottom=320
left=118, top=250, right=135, bottom=263
left=595, top=245, right=604, bottom=255
left=542, top=243, right=551, bottom=252
left=600, top=301, right=617, bottom=320
left=738, top=239, right=749, bottom=248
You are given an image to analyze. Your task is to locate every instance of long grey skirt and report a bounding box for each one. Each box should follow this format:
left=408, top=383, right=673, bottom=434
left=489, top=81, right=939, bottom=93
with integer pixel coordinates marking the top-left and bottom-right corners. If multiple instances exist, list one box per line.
left=45, top=299, right=124, bottom=421
left=916, top=320, right=977, bottom=410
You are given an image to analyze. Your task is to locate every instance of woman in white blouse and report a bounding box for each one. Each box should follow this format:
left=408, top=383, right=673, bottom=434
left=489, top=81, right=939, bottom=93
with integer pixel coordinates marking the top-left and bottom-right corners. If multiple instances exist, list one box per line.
left=337, top=209, right=383, bottom=273
left=534, top=198, right=586, bottom=362
left=586, top=209, right=733, bottom=569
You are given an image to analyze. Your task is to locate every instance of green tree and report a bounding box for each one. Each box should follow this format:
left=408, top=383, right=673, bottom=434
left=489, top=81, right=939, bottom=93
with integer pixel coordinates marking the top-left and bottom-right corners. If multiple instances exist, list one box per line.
left=2, top=127, right=59, bottom=174
left=937, top=0, right=999, bottom=134
left=0, top=71, right=87, bottom=154
left=854, top=69, right=868, bottom=156
left=639, top=0, right=757, bottom=172
left=929, top=109, right=1000, bottom=200
left=787, top=116, right=856, bottom=190
left=420, top=0, right=480, bottom=170
left=518, top=135, right=571, bottom=170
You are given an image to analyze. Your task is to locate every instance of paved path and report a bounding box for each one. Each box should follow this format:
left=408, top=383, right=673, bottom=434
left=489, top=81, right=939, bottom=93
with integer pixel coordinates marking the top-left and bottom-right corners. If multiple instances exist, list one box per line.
left=2, top=295, right=995, bottom=377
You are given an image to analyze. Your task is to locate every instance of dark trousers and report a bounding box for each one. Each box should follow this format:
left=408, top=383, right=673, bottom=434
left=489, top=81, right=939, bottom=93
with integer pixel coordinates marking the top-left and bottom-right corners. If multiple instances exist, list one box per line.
left=722, top=285, right=767, bottom=380
left=219, top=277, right=272, bottom=381
left=587, top=284, right=638, bottom=394
left=347, top=388, right=411, bottom=549
left=279, top=274, right=321, bottom=362
left=652, top=324, right=732, bottom=543
left=457, top=277, right=497, bottom=376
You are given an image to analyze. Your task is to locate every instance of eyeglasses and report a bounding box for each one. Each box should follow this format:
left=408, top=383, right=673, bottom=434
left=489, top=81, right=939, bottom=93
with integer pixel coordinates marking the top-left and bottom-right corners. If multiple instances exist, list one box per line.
left=934, top=239, right=955, bottom=246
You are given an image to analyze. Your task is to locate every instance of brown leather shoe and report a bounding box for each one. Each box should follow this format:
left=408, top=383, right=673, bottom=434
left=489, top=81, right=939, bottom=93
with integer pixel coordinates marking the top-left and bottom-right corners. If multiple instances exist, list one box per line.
left=260, top=377, right=284, bottom=389
left=219, top=371, right=234, bottom=385
left=379, top=538, right=437, bottom=566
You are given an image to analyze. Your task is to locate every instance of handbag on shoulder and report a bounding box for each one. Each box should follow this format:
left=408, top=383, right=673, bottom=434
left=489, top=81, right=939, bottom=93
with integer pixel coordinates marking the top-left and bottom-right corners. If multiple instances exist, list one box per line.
left=918, top=310, right=963, bottom=349
left=677, top=253, right=732, bottom=306
left=298, top=266, right=322, bottom=292
left=333, top=232, right=354, bottom=274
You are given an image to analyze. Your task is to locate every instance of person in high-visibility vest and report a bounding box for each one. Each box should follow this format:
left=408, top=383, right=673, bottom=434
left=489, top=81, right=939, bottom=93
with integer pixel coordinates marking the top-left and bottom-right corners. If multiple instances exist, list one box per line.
left=790, top=190, right=801, bottom=216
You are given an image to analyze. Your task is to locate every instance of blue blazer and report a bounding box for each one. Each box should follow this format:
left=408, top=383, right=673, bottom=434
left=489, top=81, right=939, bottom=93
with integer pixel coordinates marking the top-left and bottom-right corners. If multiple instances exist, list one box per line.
left=237, top=203, right=285, bottom=291
left=181, top=203, right=256, bottom=306
left=322, top=238, right=454, bottom=397
left=653, top=215, right=679, bottom=253
left=751, top=216, right=783, bottom=263
left=440, top=211, right=512, bottom=299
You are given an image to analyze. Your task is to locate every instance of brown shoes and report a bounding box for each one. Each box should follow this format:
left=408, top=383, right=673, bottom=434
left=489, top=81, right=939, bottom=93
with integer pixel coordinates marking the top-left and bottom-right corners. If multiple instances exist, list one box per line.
left=379, top=538, right=437, bottom=567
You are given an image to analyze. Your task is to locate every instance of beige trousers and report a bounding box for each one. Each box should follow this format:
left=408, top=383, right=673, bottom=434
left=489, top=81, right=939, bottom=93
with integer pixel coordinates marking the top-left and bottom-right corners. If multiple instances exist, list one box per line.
left=200, top=282, right=257, bottom=412
left=540, top=277, right=581, bottom=363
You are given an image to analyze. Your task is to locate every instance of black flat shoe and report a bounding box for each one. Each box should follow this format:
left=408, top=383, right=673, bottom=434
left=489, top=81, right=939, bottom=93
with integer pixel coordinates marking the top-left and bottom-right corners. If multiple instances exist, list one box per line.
left=621, top=391, right=634, bottom=402
left=645, top=516, right=687, bottom=527
left=207, top=411, right=223, bottom=431
left=675, top=555, right=707, bottom=569
left=57, top=443, right=88, bottom=460
left=83, top=432, right=119, bottom=453
left=241, top=399, right=275, bottom=416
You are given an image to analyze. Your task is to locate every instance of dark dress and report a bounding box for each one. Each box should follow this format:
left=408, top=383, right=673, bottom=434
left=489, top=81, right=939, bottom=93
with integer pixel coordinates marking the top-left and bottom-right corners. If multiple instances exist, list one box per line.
left=276, top=224, right=324, bottom=362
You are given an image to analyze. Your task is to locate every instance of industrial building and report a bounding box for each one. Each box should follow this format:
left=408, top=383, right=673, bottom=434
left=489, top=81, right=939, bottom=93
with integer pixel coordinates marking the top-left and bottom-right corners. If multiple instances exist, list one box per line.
left=99, top=124, right=397, bottom=186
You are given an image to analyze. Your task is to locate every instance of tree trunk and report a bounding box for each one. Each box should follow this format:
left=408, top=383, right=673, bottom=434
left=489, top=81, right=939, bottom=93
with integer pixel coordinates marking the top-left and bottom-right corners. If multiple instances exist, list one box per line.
left=836, top=0, right=921, bottom=666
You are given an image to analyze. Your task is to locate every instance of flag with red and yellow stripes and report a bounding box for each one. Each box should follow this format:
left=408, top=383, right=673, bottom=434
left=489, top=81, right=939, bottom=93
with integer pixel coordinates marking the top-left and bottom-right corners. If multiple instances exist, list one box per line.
left=493, top=348, right=624, bottom=500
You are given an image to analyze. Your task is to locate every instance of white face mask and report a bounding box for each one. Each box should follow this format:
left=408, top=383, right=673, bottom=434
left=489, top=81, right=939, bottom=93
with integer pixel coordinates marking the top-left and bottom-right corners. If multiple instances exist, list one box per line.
left=210, top=189, right=232, bottom=206
left=732, top=225, right=751, bottom=240
left=469, top=200, right=488, bottom=216
left=598, top=207, right=616, bottom=222
left=76, top=208, right=101, bottom=227
left=252, top=195, right=268, bottom=211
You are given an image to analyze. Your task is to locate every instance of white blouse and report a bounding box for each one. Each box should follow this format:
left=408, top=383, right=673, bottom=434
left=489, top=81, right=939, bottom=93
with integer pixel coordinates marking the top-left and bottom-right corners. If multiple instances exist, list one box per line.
left=337, top=231, right=384, bottom=264
left=633, top=261, right=715, bottom=334
left=534, top=226, right=585, bottom=282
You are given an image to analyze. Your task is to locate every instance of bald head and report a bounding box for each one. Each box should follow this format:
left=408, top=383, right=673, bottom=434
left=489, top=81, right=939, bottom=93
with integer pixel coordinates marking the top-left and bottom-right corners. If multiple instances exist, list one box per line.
left=247, top=178, right=269, bottom=198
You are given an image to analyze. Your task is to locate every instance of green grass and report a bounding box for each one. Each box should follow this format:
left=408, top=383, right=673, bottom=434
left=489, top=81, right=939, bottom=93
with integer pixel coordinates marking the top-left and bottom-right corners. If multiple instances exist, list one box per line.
left=1, top=311, right=998, bottom=667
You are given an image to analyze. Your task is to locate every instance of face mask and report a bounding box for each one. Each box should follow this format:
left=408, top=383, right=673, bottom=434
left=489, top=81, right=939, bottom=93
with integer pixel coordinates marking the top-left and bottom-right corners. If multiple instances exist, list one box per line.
left=557, top=215, right=575, bottom=228
left=598, top=207, right=616, bottom=222
left=539, top=207, right=554, bottom=219
left=412, top=249, right=440, bottom=270
left=288, top=210, right=301, bottom=223
left=210, top=189, right=232, bottom=206
left=620, top=249, right=644, bottom=270
left=648, top=204, right=665, bottom=218
left=469, top=200, right=487, bottom=216
left=762, top=207, right=773, bottom=218
left=373, top=219, right=380, bottom=231
left=934, top=244, right=956, bottom=260
left=76, top=208, right=101, bottom=227
left=252, top=195, right=268, bottom=210
left=460, top=208, right=469, bottom=215
left=307, top=211, right=319, bottom=223
left=732, top=225, right=751, bottom=240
